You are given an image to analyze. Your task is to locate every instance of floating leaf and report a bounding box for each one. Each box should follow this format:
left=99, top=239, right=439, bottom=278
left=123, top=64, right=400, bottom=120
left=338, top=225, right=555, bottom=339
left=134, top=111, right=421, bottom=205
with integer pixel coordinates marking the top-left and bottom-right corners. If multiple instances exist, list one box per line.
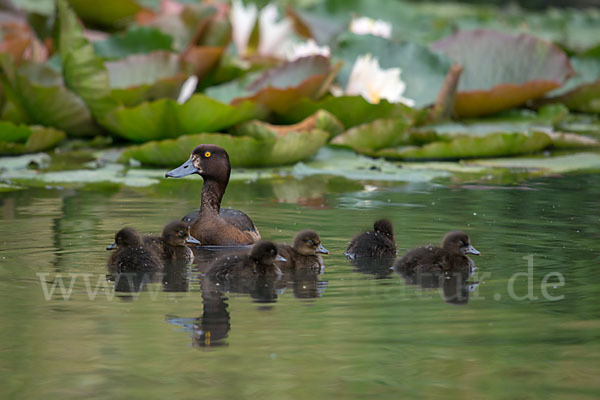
left=232, top=110, right=343, bottom=140
left=93, top=26, right=174, bottom=60
left=0, top=57, right=100, bottom=136
left=431, top=29, right=574, bottom=117
left=466, top=152, right=600, bottom=174
left=287, top=8, right=347, bottom=45
left=331, top=118, right=436, bottom=154
left=376, top=131, right=553, bottom=160
left=120, top=130, right=327, bottom=167
left=0, top=122, right=66, bottom=155
left=546, top=132, right=600, bottom=149
left=275, top=95, right=422, bottom=129
left=334, top=34, right=451, bottom=108
left=58, top=0, right=118, bottom=119
left=102, top=94, right=265, bottom=142
left=181, top=46, right=225, bottom=80
left=66, top=0, right=141, bottom=29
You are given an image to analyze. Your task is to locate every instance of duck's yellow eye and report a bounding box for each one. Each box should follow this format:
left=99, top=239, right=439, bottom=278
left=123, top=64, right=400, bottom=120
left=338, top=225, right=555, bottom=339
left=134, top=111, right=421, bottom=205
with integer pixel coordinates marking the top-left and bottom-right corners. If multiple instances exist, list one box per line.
left=204, top=151, right=211, bottom=158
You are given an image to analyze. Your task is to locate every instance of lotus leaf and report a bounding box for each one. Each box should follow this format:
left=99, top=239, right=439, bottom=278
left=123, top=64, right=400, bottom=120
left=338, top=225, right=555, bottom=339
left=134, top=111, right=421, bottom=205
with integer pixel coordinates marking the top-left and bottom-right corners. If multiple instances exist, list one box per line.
left=93, top=26, right=174, bottom=60
left=0, top=122, right=66, bottom=155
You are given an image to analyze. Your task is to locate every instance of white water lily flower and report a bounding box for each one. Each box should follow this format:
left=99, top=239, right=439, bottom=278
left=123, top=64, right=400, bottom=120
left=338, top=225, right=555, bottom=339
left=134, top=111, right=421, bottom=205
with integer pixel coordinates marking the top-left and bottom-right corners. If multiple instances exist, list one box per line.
left=286, top=39, right=330, bottom=61
left=230, top=0, right=258, bottom=57
left=350, top=17, right=392, bottom=39
left=345, top=54, right=415, bottom=106
left=177, top=75, right=198, bottom=104
left=258, top=3, right=294, bottom=57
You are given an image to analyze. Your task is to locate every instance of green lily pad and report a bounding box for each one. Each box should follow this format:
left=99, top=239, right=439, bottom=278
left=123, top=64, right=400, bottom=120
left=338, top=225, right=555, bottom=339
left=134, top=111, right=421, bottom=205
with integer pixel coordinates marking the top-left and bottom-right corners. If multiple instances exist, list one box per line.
left=207, top=56, right=333, bottom=114
left=106, top=52, right=187, bottom=106
left=101, top=94, right=265, bottom=142
left=119, top=130, right=328, bottom=167
left=287, top=8, right=347, bottom=45
left=0, top=122, right=66, bottom=155
left=431, top=29, right=574, bottom=117
left=232, top=110, right=343, bottom=140
left=331, top=118, right=437, bottom=154
left=93, top=26, right=174, bottom=60
left=0, top=57, right=100, bottom=136
left=58, top=0, right=118, bottom=120
left=66, top=0, right=141, bottom=29
left=546, top=132, right=600, bottom=149
left=377, top=131, right=553, bottom=160
left=275, top=95, right=422, bottom=129
left=334, top=34, right=452, bottom=108
left=466, top=152, right=600, bottom=174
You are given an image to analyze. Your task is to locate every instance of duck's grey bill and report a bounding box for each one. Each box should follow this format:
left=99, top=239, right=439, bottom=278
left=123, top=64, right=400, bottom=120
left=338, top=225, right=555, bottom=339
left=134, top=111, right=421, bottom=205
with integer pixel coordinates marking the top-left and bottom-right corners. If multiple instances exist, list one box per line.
left=317, top=244, right=329, bottom=254
left=106, top=242, right=117, bottom=250
left=186, top=235, right=201, bottom=245
left=276, top=255, right=287, bottom=262
left=465, top=244, right=480, bottom=255
left=165, top=158, right=198, bottom=178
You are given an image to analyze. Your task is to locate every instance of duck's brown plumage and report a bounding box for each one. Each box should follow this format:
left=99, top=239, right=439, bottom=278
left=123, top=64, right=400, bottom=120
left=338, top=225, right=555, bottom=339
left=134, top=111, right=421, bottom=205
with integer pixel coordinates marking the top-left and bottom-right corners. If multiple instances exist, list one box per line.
left=276, top=230, right=328, bottom=271
left=143, top=221, right=200, bottom=264
left=207, top=240, right=283, bottom=281
left=346, top=219, right=396, bottom=259
left=165, top=144, right=261, bottom=246
left=107, top=227, right=163, bottom=275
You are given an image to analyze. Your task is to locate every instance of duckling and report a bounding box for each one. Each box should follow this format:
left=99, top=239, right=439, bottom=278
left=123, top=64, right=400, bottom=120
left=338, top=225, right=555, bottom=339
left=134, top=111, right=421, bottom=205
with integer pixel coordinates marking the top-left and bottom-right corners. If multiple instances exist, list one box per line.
left=276, top=230, right=329, bottom=271
left=207, top=240, right=285, bottom=281
left=144, top=221, right=200, bottom=264
left=165, top=144, right=261, bottom=245
left=345, top=219, right=396, bottom=259
left=394, top=231, right=480, bottom=274
left=106, top=227, right=163, bottom=275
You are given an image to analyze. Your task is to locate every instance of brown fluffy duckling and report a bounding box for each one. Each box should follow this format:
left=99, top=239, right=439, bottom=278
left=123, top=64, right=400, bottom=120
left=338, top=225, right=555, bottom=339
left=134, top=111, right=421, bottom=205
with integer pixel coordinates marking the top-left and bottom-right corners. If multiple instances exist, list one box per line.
left=207, top=240, right=285, bottom=281
left=394, top=231, right=480, bottom=274
left=165, top=144, right=261, bottom=246
left=144, top=221, right=200, bottom=264
left=106, top=227, right=163, bottom=275
left=345, top=219, right=396, bottom=259
left=276, top=230, right=329, bottom=270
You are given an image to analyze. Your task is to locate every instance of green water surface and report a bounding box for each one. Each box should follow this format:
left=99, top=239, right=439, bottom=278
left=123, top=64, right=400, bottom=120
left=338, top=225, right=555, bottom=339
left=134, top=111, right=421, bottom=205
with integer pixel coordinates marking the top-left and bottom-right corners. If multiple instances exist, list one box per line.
left=0, top=172, right=599, bottom=399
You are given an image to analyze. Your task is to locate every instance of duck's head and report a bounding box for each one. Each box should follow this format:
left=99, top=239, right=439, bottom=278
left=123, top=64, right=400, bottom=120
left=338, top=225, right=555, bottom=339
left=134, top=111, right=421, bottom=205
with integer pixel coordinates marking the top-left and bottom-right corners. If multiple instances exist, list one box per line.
left=165, top=144, right=230, bottom=182
left=107, top=227, right=142, bottom=250
left=373, top=219, right=394, bottom=240
left=442, top=231, right=480, bottom=256
left=251, top=240, right=286, bottom=265
left=293, top=230, right=329, bottom=256
left=162, top=221, right=201, bottom=247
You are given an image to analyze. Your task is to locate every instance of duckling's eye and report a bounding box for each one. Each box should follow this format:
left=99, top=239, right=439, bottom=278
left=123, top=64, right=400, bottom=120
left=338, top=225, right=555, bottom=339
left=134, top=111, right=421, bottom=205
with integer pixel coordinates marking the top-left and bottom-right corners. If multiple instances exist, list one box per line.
left=178, top=230, right=185, bottom=236
left=307, top=239, right=314, bottom=246
left=204, top=151, right=211, bottom=158
left=270, top=249, right=276, bottom=255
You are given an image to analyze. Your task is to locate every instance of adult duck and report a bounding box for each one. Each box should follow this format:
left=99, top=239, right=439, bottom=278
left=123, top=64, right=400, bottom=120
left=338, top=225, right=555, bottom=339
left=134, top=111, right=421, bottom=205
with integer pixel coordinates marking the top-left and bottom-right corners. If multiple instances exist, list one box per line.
left=165, top=144, right=261, bottom=245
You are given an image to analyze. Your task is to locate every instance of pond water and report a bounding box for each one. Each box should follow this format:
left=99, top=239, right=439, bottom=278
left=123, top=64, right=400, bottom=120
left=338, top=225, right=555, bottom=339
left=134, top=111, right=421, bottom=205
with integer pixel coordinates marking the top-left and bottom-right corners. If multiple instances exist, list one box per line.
left=1, top=172, right=599, bottom=399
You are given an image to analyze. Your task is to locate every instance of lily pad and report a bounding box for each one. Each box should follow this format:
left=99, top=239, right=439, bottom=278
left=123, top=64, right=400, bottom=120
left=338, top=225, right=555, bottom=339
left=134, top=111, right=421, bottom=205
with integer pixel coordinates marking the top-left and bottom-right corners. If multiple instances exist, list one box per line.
left=466, top=152, right=600, bottom=174
left=101, top=94, right=265, bottom=142
left=207, top=56, right=334, bottom=114
left=431, top=29, right=574, bottom=117
left=334, top=34, right=452, bottom=108
left=181, top=46, right=225, bottom=81
left=287, top=8, right=347, bottom=45
left=0, top=57, right=100, bottom=136
left=58, top=0, right=118, bottom=119
left=93, top=26, right=174, bottom=60
left=119, top=130, right=328, bottom=167
left=0, top=122, right=66, bottom=155
left=105, top=51, right=187, bottom=106
left=275, top=95, right=422, bottom=129
left=331, top=118, right=437, bottom=154
left=66, top=0, right=141, bottom=29
left=232, top=110, right=343, bottom=140
left=377, top=131, right=553, bottom=160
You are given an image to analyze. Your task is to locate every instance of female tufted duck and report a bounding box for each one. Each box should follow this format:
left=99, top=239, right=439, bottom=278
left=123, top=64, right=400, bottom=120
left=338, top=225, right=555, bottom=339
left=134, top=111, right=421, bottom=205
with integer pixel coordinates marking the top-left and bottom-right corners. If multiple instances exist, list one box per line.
left=165, top=144, right=261, bottom=246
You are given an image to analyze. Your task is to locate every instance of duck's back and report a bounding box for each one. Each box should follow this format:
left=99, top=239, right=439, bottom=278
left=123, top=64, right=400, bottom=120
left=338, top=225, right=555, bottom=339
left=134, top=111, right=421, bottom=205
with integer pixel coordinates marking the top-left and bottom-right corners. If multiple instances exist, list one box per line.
left=275, top=244, right=296, bottom=269
left=108, top=245, right=163, bottom=275
left=182, top=208, right=261, bottom=245
left=394, top=245, right=448, bottom=274
left=208, top=252, right=254, bottom=281
left=347, top=231, right=396, bottom=259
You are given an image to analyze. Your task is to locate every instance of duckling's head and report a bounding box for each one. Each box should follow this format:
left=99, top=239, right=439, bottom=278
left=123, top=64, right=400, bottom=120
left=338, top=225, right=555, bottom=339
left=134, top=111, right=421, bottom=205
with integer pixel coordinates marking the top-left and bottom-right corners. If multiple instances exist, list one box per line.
left=162, top=221, right=201, bottom=247
left=293, top=230, right=329, bottom=256
left=373, top=219, right=394, bottom=240
left=107, top=227, right=142, bottom=250
left=442, top=231, right=480, bottom=256
left=250, top=240, right=286, bottom=265
left=165, top=144, right=230, bottom=183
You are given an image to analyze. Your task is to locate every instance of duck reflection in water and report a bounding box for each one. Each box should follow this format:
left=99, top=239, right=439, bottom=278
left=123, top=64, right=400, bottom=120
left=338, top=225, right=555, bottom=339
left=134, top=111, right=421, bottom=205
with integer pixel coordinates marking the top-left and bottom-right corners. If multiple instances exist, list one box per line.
left=395, top=231, right=481, bottom=305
